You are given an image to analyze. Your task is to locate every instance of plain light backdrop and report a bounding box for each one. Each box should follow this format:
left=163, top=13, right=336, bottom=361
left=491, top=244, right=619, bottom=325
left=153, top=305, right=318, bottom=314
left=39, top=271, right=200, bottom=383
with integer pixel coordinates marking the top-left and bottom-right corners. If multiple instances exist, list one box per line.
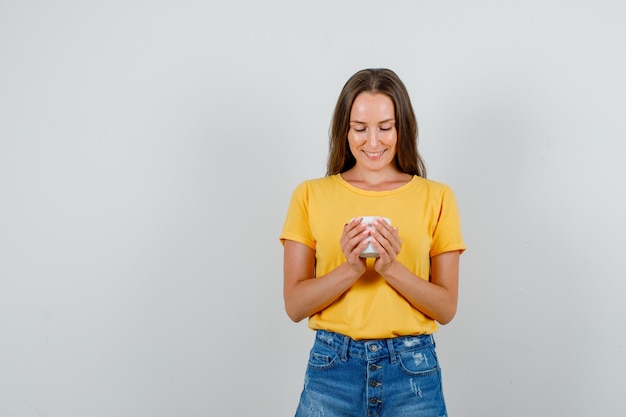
left=1, top=1, right=625, bottom=416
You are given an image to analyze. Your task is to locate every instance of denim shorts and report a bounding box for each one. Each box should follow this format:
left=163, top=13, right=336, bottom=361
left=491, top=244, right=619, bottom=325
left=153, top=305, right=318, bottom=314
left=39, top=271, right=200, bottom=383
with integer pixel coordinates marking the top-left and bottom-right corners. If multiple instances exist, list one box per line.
left=295, top=330, right=448, bottom=417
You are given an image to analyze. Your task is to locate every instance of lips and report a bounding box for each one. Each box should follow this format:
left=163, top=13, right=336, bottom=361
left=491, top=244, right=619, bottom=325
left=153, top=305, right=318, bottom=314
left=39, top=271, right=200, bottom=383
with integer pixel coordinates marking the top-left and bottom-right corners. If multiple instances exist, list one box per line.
left=363, top=150, right=386, bottom=158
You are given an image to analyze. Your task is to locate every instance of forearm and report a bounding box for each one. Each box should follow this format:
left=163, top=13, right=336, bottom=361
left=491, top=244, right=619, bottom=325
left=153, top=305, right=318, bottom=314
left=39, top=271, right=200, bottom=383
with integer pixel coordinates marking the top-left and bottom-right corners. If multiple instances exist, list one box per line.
left=380, top=260, right=458, bottom=324
left=284, top=262, right=362, bottom=323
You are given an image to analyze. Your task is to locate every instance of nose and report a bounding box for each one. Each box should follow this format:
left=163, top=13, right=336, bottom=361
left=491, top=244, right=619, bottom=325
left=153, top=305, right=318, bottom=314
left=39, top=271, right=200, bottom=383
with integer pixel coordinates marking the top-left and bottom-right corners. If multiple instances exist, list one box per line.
left=367, top=129, right=379, bottom=146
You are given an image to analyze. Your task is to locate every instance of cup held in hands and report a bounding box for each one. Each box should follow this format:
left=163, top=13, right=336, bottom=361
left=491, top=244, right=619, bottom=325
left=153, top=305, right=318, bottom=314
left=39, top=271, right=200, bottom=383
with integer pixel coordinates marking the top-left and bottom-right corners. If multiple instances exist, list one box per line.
left=352, top=216, right=391, bottom=258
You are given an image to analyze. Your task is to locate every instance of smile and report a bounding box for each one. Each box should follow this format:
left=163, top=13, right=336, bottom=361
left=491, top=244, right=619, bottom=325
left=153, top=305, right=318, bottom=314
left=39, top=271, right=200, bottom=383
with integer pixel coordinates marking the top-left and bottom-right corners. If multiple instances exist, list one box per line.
left=363, top=150, right=386, bottom=158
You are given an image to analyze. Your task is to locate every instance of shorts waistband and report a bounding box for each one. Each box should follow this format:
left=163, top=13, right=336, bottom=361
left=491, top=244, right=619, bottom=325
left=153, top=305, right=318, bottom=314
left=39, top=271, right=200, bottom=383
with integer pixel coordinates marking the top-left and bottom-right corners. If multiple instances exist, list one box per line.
left=315, top=330, right=435, bottom=362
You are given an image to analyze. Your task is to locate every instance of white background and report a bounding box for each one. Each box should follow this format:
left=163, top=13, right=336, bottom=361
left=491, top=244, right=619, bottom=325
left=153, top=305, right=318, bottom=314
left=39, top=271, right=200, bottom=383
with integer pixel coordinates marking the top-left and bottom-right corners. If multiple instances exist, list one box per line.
left=1, top=1, right=625, bottom=416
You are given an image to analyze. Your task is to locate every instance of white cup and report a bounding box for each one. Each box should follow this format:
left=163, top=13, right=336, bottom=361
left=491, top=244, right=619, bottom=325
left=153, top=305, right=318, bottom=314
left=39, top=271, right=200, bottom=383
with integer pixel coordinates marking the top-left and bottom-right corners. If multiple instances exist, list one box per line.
left=353, top=216, right=391, bottom=258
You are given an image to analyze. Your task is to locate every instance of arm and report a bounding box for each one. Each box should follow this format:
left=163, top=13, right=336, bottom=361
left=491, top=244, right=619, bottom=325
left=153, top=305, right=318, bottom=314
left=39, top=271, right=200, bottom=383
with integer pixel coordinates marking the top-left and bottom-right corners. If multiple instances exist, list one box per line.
left=367, top=218, right=460, bottom=324
left=378, top=251, right=460, bottom=324
left=283, top=219, right=370, bottom=322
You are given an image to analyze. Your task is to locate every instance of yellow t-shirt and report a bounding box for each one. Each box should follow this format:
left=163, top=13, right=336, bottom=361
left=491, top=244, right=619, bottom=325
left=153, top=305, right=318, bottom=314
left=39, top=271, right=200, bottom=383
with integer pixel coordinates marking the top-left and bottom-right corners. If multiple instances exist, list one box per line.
left=280, top=174, right=466, bottom=340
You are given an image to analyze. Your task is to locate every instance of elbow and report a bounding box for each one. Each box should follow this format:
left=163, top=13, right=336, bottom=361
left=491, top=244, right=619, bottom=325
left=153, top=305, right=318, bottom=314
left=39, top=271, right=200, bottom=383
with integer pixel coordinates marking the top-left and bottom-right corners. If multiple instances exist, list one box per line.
left=286, top=310, right=306, bottom=323
left=284, top=301, right=308, bottom=323
left=284, top=288, right=314, bottom=322
left=436, top=305, right=457, bottom=325
left=437, top=315, right=455, bottom=326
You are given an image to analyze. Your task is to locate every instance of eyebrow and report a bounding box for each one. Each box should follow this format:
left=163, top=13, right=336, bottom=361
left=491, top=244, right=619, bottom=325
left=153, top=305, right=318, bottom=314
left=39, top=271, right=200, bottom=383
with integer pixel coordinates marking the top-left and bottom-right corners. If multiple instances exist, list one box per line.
left=349, top=118, right=396, bottom=124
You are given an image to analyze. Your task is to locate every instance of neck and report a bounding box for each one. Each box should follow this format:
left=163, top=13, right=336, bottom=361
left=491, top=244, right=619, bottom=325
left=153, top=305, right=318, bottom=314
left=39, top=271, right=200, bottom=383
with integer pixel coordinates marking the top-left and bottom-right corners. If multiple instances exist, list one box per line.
left=341, top=167, right=411, bottom=191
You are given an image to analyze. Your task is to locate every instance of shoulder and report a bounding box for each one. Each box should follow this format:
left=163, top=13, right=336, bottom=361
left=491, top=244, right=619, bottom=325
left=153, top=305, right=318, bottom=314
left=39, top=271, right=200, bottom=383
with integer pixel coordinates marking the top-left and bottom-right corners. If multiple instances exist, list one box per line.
left=409, top=177, right=461, bottom=211
left=412, top=176, right=455, bottom=195
left=291, top=175, right=339, bottom=193
left=307, top=175, right=338, bottom=186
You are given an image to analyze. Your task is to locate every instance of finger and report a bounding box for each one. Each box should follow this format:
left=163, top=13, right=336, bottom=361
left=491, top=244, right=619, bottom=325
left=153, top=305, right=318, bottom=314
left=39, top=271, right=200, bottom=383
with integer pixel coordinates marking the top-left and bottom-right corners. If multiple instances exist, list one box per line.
left=374, top=239, right=394, bottom=260
left=371, top=231, right=401, bottom=259
left=351, top=239, right=370, bottom=259
left=371, top=225, right=392, bottom=248
left=341, top=220, right=362, bottom=246
left=344, top=218, right=366, bottom=237
left=342, top=228, right=370, bottom=258
left=372, top=219, right=394, bottom=238
left=375, top=224, right=401, bottom=251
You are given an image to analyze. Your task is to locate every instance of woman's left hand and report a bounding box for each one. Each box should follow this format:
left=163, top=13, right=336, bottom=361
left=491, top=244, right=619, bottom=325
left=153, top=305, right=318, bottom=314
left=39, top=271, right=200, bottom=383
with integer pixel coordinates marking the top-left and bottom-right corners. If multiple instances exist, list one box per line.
left=369, top=218, right=402, bottom=274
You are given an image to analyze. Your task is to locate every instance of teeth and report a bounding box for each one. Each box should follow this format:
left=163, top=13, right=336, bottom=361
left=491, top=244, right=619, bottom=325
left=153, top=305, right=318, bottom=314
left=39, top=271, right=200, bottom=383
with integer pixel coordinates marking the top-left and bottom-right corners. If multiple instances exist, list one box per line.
left=364, top=150, right=384, bottom=157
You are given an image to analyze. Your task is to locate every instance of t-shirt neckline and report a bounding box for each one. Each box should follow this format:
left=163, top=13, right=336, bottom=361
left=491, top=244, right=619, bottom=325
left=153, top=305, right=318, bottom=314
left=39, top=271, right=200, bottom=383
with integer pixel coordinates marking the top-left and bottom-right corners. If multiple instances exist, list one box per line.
left=334, top=173, right=419, bottom=195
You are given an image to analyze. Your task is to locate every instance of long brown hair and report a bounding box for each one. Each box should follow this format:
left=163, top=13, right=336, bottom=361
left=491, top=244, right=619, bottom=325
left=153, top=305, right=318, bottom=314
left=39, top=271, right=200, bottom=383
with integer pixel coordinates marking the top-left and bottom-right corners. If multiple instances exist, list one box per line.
left=326, top=68, right=426, bottom=178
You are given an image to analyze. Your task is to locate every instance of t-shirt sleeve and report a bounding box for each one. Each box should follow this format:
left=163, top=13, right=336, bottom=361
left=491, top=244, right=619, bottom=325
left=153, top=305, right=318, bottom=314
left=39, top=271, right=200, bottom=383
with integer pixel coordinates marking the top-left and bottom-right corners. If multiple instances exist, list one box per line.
left=279, top=181, right=316, bottom=250
left=430, top=185, right=466, bottom=257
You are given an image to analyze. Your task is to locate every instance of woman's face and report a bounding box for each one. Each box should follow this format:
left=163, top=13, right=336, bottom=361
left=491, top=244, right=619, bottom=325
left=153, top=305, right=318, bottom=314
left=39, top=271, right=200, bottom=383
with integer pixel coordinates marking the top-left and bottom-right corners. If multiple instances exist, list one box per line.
left=347, top=92, right=398, bottom=173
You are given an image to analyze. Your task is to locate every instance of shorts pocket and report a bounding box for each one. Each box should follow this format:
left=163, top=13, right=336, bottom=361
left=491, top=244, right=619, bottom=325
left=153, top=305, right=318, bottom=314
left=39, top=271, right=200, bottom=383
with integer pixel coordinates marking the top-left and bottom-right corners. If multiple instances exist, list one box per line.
left=397, top=346, right=439, bottom=377
left=307, top=341, right=341, bottom=370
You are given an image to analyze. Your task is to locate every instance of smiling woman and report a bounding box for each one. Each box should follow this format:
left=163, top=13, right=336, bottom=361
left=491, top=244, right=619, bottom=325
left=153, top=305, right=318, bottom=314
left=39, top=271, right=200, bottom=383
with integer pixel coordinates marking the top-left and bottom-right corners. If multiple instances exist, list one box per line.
left=280, top=68, right=466, bottom=417
left=345, top=92, right=400, bottom=181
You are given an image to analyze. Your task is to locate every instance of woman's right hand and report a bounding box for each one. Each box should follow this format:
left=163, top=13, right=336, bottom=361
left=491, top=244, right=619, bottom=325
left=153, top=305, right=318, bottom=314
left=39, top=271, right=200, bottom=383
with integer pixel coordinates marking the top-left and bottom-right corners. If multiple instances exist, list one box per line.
left=283, top=219, right=370, bottom=322
left=340, top=218, right=369, bottom=274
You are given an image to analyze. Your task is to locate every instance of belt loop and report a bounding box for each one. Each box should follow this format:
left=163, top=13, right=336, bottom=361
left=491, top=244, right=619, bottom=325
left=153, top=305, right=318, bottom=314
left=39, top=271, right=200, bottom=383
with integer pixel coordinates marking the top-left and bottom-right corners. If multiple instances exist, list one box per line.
left=386, top=338, right=397, bottom=364
left=341, top=335, right=350, bottom=362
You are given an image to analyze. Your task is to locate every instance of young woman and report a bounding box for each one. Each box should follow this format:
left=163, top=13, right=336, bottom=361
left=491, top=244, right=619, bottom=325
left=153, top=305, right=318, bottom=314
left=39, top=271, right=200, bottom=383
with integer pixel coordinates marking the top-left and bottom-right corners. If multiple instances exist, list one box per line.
left=280, top=68, right=466, bottom=417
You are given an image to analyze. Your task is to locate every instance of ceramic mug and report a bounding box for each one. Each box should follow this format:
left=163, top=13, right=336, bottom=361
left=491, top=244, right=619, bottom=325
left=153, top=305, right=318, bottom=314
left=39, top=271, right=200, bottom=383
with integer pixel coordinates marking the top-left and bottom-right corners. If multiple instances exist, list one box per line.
left=352, top=216, right=391, bottom=258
